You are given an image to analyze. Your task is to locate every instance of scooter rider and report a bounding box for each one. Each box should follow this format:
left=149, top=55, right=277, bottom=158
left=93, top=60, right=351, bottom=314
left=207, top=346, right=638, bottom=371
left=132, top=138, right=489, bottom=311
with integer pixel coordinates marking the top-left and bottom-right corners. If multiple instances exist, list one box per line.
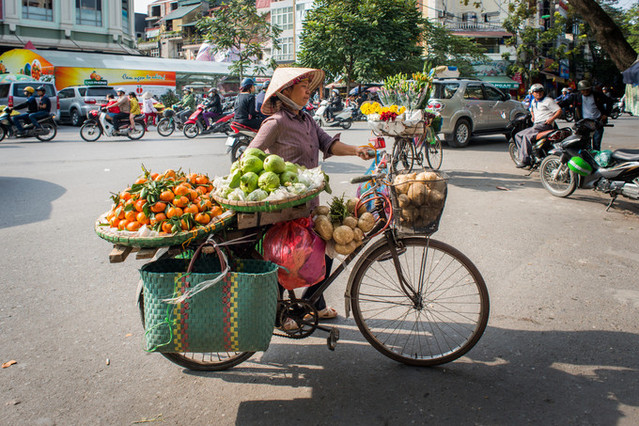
left=29, top=86, right=51, bottom=129
left=107, top=88, right=130, bottom=130
left=326, top=89, right=343, bottom=121
left=561, top=80, right=612, bottom=151
left=176, top=87, right=195, bottom=124
left=202, top=88, right=222, bottom=128
left=234, top=78, right=262, bottom=130
left=255, top=80, right=270, bottom=121
left=11, top=86, right=38, bottom=135
left=514, top=83, right=562, bottom=167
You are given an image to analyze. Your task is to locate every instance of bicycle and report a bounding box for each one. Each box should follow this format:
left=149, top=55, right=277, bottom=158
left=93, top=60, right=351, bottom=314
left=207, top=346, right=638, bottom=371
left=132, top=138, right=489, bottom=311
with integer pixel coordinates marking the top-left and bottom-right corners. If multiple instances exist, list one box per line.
left=138, top=150, right=489, bottom=370
left=388, top=125, right=443, bottom=174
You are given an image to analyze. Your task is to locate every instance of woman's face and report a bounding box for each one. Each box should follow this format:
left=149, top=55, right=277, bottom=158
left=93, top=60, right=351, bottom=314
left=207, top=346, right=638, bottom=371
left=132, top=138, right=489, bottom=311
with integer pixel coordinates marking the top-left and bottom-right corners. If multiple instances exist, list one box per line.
left=283, top=79, right=310, bottom=106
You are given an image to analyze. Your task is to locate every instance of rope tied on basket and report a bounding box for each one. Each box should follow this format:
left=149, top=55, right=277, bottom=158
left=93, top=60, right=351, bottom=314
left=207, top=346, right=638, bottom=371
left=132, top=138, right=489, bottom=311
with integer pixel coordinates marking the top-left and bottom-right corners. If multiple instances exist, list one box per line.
left=162, top=238, right=230, bottom=305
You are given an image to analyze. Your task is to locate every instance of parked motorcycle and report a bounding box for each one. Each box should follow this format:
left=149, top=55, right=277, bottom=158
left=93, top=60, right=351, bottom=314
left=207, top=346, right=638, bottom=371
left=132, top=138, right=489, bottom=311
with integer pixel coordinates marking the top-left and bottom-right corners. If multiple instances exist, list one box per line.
left=609, top=98, right=630, bottom=119
left=183, top=104, right=235, bottom=138
left=80, top=107, right=145, bottom=141
left=0, top=107, right=57, bottom=142
left=507, top=112, right=572, bottom=170
left=156, top=106, right=188, bottom=137
left=539, top=119, right=639, bottom=208
left=313, top=100, right=353, bottom=129
left=225, top=121, right=258, bottom=162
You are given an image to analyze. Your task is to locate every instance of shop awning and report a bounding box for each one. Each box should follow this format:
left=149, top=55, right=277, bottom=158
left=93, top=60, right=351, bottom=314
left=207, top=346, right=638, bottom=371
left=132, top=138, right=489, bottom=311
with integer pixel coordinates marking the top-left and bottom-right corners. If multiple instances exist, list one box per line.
left=159, top=3, right=201, bottom=22
left=478, top=76, right=520, bottom=90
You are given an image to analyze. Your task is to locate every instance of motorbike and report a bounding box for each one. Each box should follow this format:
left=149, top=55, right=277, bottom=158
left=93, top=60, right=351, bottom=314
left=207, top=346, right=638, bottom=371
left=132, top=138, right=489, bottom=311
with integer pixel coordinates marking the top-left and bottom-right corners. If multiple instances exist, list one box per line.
left=225, top=121, right=257, bottom=162
left=79, top=107, right=145, bottom=141
left=349, top=103, right=366, bottom=121
left=183, top=103, right=235, bottom=139
left=156, top=105, right=189, bottom=137
left=0, top=107, right=57, bottom=142
left=313, top=100, right=353, bottom=129
left=507, top=112, right=572, bottom=170
left=539, top=118, right=639, bottom=208
left=609, top=99, right=630, bottom=119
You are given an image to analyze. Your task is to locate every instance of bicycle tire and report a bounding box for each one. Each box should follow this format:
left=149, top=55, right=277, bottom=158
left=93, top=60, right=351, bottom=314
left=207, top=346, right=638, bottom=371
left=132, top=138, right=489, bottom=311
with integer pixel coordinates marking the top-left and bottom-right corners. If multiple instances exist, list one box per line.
left=351, top=237, right=489, bottom=366
left=138, top=293, right=254, bottom=371
left=425, top=133, right=443, bottom=170
left=391, top=137, right=415, bottom=174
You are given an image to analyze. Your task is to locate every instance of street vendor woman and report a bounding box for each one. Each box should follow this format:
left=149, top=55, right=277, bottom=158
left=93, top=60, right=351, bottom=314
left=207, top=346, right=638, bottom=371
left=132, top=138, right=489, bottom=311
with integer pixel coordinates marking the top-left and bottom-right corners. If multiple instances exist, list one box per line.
left=248, top=67, right=373, bottom=322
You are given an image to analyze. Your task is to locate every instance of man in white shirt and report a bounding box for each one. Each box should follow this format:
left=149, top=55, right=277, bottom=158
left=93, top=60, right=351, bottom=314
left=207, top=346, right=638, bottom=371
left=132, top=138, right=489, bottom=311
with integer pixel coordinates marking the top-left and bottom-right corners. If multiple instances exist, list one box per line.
left=514, top=83, right=562, bottom=167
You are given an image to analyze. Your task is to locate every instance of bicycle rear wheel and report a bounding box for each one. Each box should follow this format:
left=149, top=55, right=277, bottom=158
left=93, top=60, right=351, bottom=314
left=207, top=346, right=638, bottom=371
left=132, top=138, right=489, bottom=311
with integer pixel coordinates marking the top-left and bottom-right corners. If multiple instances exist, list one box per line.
left=391, top=137, right=415, bottom=173
left=138, top=293, right=254, bottom=371
left=425, top=133, right=443, bottom=170
left=351, top=237, right=489, bottom=366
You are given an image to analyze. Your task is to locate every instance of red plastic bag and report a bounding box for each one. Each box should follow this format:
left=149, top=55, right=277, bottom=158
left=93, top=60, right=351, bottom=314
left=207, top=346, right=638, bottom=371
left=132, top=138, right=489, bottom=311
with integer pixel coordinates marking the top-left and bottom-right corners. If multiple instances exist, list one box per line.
left=263, top=217, right=326, bottom=290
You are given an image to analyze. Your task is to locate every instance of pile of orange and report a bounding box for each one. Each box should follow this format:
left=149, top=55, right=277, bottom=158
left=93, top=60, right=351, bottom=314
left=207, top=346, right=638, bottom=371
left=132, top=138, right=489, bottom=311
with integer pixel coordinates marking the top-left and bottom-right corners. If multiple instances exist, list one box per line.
left=105, top=167, right=225, bottom=234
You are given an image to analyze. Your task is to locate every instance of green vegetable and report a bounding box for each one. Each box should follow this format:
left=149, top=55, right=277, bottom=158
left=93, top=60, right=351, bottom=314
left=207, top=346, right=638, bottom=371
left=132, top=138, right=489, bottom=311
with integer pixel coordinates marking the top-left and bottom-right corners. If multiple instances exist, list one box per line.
left=263, top=154, right=286, bottom=174
left=258, top=171, right=280, bottom=192
left=329, top=194, right=349, bottom=224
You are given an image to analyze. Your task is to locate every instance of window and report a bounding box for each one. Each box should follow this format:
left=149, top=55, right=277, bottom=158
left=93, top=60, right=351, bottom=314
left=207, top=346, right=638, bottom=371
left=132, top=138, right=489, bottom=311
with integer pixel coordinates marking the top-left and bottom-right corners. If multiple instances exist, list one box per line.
left=171, top=2, right=178, bottom=10
left=272, top=6, right=293, bottom=31
left=484, top=85, right=504, bottom=101
left=78, top=88, right=87, bottom=96
left=476, top=38, right=499, bottom=54
left=464, top=85, right=484, bottom=100
left=433, top=83, right=459, bottom=100
left=122, top=0, right=130, bottom=34
left=0, top=84, right=9, bottom=98
left=274, top=37, right=294, bottom=62
left=58, top=89, right=74, bottom=99
left=87, top=87, right=117, bottom=97
left=295, top=3, right=308, bottom=28
left=150, top=48, right=160, bottom=57
left=23, top=0, right=53, bottom=21
left=76, top=0, right=102, bottom=26
left=14, top=83, right=56, bottom=97
left=151, top=5, right=161, bottom=17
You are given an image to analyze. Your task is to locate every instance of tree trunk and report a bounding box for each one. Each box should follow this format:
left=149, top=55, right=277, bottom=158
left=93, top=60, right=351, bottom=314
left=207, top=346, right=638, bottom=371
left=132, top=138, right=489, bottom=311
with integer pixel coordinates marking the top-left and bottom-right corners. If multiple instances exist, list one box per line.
left=569, top=0, right=637, bottom=71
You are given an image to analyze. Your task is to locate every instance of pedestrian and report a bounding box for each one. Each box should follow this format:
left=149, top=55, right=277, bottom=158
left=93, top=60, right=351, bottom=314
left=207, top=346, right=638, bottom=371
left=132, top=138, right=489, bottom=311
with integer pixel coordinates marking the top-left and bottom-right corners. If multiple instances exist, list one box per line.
left=561, top=80, right=612, bottom=151
left=514, top=83, right=562, bottom=167
left=141, top=92, right=157, bottom=127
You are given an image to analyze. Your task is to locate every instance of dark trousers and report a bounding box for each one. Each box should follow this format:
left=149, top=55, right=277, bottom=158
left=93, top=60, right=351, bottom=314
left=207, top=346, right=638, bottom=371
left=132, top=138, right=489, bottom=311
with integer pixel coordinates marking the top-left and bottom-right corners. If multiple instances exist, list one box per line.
left=592, top=127, right=604, bottom=151
left=29, top=111, right=49, bottom=128
left=203, top=111, right=221, bottom=127
left=12, top=113, right=30, bottom=131
left=514, top=122, right=554, bottom=164
left=113, top=112, right=129, bottom=129
left=279, top=256, right=333, bottom=311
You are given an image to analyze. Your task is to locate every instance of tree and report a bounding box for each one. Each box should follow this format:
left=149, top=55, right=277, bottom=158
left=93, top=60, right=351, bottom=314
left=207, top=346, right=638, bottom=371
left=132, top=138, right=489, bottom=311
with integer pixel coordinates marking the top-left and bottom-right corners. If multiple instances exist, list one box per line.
left=569, top=0, right=637, bottom=71
left=298, top=0, right=425, bottom=90
left=196, top=0, right=281, bottom=79
left=620, top=3, right=639, bottom=55
left=502, top=2, right=572, bottom=86
left=422, top=23, right=488, bottom=77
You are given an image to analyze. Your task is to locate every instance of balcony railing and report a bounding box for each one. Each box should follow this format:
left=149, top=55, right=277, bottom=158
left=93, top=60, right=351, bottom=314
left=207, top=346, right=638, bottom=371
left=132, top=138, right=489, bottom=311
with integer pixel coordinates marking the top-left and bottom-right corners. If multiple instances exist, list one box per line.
left=443, top=21, right=505, bottom=31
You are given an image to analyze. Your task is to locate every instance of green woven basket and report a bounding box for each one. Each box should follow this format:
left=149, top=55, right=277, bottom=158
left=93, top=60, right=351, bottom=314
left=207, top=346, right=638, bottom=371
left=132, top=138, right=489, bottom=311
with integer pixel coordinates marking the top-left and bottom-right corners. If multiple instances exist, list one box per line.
left=140, top=250, right=278, bottom=353
left=94, top=210, right=236, bottom=248
left=212, top=183, right=324, bottom=213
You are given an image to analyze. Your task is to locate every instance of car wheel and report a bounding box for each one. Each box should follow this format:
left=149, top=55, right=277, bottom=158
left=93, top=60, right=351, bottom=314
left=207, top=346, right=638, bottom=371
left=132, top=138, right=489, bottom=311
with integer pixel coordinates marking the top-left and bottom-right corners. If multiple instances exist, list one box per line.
left=448, top=118, right=471, bottom=148
left=70, top=109, right=83, bottom=127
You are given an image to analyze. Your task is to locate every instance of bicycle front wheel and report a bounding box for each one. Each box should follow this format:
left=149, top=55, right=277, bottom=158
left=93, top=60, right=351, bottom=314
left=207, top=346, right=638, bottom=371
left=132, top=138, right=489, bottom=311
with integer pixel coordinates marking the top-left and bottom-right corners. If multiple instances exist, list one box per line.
left=391, top=137, right=415, bottom=173
left=351, top=237, right=489, bottom=366
left=425, top=133, right=443, bottom=170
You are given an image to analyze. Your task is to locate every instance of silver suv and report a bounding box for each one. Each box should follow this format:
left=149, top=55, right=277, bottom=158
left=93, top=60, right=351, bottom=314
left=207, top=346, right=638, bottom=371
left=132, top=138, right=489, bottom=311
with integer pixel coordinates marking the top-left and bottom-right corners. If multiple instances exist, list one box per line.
left=428, top=78, right=527, bottom=148
left=57, top=86, right=117, bottom=126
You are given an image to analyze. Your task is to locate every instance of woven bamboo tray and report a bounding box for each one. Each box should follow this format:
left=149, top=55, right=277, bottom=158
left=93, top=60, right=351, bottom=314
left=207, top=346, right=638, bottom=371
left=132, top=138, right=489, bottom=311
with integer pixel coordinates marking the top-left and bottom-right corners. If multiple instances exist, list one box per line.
left=211, top=183, right=324, bottom=213
left=94, top=209, right=236, bottom=248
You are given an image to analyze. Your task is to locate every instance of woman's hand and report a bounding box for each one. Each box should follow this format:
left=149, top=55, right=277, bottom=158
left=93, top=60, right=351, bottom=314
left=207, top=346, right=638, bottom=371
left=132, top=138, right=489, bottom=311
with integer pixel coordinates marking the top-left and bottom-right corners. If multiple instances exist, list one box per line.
left=355, top=146, right=375, bottom=160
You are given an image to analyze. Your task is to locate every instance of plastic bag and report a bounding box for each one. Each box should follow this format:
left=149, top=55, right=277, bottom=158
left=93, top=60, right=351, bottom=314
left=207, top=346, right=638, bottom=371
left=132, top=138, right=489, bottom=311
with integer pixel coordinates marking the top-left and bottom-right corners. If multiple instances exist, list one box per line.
left=357, top=151, right=390, bottom=212
left=263, top=217, right=326, bottom=290
left=593, top=150, right=613, bottom=168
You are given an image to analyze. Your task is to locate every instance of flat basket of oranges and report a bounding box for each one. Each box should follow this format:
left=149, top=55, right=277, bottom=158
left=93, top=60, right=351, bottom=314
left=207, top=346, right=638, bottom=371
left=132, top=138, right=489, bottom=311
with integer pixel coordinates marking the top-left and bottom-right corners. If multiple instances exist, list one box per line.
left=95, top=166, right=236, bottom=248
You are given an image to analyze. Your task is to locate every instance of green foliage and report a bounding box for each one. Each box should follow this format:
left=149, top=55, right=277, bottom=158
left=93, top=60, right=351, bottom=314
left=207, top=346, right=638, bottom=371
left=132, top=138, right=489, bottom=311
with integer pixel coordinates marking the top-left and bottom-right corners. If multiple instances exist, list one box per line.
left=502, top=2, right=573, bottom=85
left=160, top=90, right=179, bottom=107
left=298, top=0, right=425, bottom=87
left=422, top=23, right=488, bottom=76
left=196, top=0, right=281, bottom=78
left=623, top=3, right=639, bottom=53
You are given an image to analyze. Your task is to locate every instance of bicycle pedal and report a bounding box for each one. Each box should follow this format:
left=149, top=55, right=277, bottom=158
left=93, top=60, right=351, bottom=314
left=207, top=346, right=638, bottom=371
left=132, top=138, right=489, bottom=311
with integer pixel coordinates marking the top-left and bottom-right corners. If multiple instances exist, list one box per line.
left=326, top=327, right=339, bottom=351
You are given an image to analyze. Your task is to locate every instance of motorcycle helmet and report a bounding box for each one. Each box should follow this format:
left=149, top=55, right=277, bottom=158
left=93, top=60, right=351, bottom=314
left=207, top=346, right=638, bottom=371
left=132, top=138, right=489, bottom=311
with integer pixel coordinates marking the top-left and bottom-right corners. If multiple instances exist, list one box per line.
left=183, top=87, right=191, bottom=93
left=36, top=86, right=46, bottom=93
left=240, top=78, right=254, bottom=91
left=568, top=156, right=593, bottom=176
left=530, top=83, right=544, bottom=93
left=116, top=87, right=126, bottom=94
left=261, top=80, right=270, bottom=90
left=23, top=86, right=35, bottom=94
left=561, top=88, right=569, bottom=93
left=332, top=89, right=339, bottom=95
left=577, top=80, right=592, bottom=91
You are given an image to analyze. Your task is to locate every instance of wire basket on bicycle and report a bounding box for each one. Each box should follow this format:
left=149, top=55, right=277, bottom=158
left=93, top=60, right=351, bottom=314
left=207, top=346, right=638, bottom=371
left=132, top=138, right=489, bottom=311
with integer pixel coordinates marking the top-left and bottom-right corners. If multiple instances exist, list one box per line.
left=389, top=169, right=447, bottom=235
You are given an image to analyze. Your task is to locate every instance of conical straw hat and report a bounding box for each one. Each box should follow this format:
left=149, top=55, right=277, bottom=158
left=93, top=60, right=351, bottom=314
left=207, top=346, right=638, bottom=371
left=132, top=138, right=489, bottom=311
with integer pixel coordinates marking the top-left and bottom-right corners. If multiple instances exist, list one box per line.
left=261, top=67, right=324, bottom=115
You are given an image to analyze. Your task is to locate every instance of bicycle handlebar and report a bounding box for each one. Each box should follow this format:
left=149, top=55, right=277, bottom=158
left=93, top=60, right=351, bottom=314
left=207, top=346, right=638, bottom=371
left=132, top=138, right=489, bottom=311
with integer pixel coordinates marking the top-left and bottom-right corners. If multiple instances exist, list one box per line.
left=350, top=174, right=385, bottom=184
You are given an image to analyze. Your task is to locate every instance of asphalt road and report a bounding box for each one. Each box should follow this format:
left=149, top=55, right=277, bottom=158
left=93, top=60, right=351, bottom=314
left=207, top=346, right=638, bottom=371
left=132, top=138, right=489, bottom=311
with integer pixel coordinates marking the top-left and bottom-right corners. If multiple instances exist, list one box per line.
left=1, top=117, right=638, bottom=425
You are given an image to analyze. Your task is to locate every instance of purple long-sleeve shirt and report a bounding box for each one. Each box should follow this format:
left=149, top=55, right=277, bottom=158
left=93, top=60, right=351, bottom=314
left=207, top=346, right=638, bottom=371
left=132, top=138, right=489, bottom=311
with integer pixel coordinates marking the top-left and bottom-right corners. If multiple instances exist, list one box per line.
left=248, top=107, right=339, bottom=169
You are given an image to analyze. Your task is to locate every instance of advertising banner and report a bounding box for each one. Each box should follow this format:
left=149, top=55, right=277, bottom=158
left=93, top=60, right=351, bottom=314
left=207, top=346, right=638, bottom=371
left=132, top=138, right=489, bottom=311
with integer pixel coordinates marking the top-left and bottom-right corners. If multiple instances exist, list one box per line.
left=54, top=67, right=176, bottom=96
left=0, top=49, right=55, bottom=82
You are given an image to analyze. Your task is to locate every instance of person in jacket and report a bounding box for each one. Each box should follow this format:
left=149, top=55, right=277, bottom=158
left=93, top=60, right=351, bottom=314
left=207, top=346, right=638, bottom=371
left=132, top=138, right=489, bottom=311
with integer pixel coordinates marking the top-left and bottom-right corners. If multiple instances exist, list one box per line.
left=248, top=67, right=373, bottom=326
left=203, top=87, right=223, bottom=128
left=107, top=88, right=130, bottom=130
left=29, top=86, right=51, bottom=129
left=326, top=89, right=343, bottom=121
left=128, top=92, right=141, bottom=129
left=12, top=86, right=38, bottom=134
left=176, top=87, right=195, bottom=124
left=255, top=80, right=269, bottom=121
left=141, top=92, right=157, bottom=126
left=561, top=80, right=612, bottom=150
left=514, top=83, right=562, bottom=167
left=234, top=78, right=262, bottom=130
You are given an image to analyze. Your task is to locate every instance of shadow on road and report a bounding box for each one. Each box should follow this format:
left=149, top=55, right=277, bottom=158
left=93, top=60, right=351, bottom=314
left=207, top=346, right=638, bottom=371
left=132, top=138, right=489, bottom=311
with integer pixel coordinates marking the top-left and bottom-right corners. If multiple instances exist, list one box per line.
left=182, top=324, right=639, bottom=424
left=447, top=169, right=543, bottom=192
left=0, top=176, right=66, bottom=229
left=321, top=160, right=369, bottom=175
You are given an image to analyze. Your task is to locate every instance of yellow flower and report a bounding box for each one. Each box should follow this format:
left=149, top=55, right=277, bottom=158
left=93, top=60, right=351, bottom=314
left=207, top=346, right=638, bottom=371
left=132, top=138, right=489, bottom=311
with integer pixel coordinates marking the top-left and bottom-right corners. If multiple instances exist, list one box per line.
left=390, top=105, right=398, bottom=114
left=398, top=106, right=406, bottom=114
left=371, top=102, right=381, bottom=113
left=360, top=104, right=369, bottom=115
